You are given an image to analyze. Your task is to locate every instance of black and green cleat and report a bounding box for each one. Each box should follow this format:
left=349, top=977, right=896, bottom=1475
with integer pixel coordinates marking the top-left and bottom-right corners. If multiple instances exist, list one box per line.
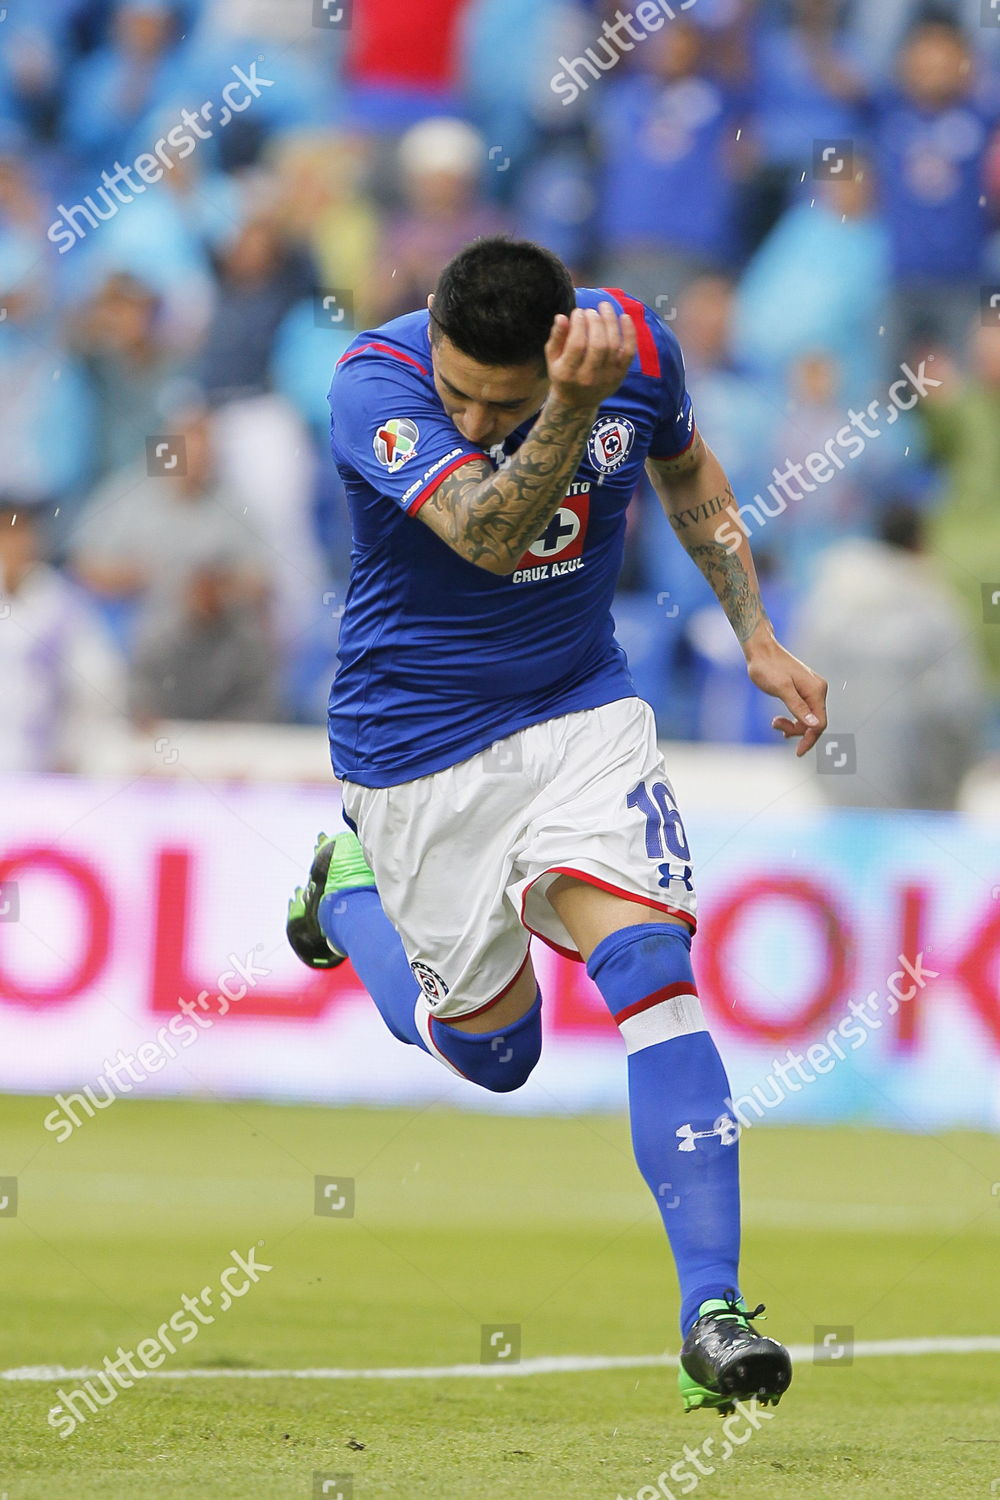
left=678, top=1291, right=792, bottom=1416
left=285, top=830, right=376, bottom=970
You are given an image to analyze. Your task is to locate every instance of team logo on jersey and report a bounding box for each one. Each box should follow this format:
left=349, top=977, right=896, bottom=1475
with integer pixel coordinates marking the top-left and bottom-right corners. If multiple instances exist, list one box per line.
left=512, top=485, right=591, bottom=583
left=524, top=493, right=589, bottom=561
left=588, top=414, right=635, bottom=474
left=374, top=417, right=419, bottom=473
left=411, top=960, right=450, bottom=1006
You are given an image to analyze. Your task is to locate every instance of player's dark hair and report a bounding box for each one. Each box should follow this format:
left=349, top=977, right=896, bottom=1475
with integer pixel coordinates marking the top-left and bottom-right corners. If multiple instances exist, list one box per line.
left=430, top=237, right=575, bottom=369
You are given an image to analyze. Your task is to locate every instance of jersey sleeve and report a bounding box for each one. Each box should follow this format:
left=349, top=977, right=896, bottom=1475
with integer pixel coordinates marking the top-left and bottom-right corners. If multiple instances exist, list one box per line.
left=646, top=313, right=697, bottom=462
left=329, top=347, right=488, bottom=515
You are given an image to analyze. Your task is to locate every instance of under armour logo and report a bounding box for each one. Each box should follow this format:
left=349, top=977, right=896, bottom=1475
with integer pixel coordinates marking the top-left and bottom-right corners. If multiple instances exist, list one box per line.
left=676, top=1115, right=739, bottom=1152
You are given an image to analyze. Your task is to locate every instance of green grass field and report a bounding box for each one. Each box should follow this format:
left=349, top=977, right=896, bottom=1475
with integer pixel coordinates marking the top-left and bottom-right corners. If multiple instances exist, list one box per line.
left=2, top=1092, right=999, bottom=1499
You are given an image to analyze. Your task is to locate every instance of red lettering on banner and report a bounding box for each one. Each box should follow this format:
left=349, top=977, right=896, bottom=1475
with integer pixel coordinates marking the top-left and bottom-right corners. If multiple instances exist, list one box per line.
left=698, top=875, right=853, bottom=1042
left=150, top=847, right=352, bottom=1018
left=0, top=846, right=110, bottom=1007
left=893, top=884, right=929, bottom=1052
left=952, top=897, right=1000, bottom=1046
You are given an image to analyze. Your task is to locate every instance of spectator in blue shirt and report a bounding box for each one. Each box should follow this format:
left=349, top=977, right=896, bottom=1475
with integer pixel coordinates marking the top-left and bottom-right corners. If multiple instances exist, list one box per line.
left=199, top=208, right=317, bottom=405
left=69, top=270, right=187, bottom=480
left=741, top=0, right=866, bottom=249
left=874, top=18, right=1000, bottom=360
left=846, top=0, right=1000, bottom=84
left=459, top=0, right=564, bottom=193
left=60, top=1, right=186, bottom=167
left=751, top=0, right=865, bottom=169
left=732, top=160, right=890, bottom=401
left=594, top=18, right=744, bottom=307
left=0, top=234, right=94, bottom=527
left=0, top=6, right=68, bottom=142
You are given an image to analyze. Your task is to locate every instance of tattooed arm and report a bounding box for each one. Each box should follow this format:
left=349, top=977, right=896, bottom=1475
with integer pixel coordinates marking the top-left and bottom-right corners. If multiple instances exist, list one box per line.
left=647, top=435, right=829, bottom=756
left=419, top=303, right=637, bottom=575
left=417, top=399, right=598, bottom=574
left=647, top=433, right=768, bottom=642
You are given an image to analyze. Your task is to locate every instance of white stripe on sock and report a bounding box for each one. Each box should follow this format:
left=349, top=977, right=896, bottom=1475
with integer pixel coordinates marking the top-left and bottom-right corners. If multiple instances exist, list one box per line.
left=619, top=993, right=707, bottom=1054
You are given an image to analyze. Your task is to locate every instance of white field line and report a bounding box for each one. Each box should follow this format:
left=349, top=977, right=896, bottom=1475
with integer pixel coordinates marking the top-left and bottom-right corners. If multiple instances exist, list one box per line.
left=5, top=1337, right=1000, bottom=1383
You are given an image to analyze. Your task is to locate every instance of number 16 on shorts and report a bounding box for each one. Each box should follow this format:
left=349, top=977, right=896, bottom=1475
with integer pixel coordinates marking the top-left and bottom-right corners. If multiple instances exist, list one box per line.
left=627, top=779, right=694, bottom=892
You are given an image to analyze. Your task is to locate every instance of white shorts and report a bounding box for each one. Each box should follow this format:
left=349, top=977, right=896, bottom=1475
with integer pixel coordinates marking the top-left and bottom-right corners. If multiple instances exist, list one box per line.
left=340, top=697, right=697, bottom=1022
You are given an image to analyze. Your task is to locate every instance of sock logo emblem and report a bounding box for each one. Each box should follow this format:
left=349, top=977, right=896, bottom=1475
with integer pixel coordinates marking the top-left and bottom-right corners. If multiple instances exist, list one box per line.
left=675, top=1114, right=739, bottom=1151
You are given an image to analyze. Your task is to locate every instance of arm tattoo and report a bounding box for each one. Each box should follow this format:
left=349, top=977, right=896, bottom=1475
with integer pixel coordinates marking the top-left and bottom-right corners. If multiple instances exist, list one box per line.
left=684, top=540, right=767, bottom=644
left=667, top=490, right=731, bottom=532
left=648, top=431, right=705, bottom=484
left=420, top=400, right=596, bottom=572
left=648, top=446, right=767, bottom=645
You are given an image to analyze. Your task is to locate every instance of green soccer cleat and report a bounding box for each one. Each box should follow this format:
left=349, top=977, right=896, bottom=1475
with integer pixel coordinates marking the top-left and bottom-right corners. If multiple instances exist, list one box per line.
left=285, top=830, right=376, bottom=970
left=678, top=1291, right=792, bottom=1416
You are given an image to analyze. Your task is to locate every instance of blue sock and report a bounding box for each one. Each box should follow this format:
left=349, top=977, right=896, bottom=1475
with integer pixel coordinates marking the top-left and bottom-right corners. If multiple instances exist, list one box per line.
left=319, top=887, right=424, bottom=1048
left=424, top=991, right=542, bottom=1092
left=587, top=922, right=741, bottom=1335
left=319, top=888, right=541, bottom=1094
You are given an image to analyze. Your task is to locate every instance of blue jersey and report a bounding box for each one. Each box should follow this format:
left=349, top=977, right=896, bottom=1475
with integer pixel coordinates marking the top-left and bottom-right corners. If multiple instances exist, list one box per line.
left=327, top=287, right=695, bottom=787
left=595, top=75, right=738, bottom=262
left=873, top=89, right=1000, bottom=280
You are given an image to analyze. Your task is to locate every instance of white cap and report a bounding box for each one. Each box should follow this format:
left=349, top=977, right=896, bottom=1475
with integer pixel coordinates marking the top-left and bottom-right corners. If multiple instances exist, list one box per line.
left=397, top=117, right=484, bottom=180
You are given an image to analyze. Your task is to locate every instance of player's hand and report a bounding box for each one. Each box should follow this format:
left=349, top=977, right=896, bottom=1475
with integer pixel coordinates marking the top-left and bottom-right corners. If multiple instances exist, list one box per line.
left=544, top=302, right=638, bottom=413
left=744, top=632, right=828, bottom=757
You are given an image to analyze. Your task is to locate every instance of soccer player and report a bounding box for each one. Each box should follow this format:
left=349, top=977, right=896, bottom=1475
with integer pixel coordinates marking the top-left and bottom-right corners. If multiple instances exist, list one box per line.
left=287, top=238, right=827, bottom=1414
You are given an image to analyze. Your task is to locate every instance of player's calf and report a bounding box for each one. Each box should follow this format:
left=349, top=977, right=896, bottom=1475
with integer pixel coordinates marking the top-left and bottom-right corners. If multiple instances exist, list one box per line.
left=583, top=917, right=793, bottom=1413
left=586, top=920, right=742, bottom=1324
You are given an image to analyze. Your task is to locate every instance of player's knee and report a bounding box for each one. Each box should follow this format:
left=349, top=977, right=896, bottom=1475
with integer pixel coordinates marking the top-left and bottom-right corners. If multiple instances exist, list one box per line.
left=473, top=1023, right=542, bottom=1093
left=586, top=920, right=703, bottom=1039
left=432, top=995, right=543, bottom=1093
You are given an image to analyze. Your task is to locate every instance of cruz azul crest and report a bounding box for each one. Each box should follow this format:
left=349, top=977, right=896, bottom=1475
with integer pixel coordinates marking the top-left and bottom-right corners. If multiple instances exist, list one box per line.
left=588, top=414, right=635, bottom=474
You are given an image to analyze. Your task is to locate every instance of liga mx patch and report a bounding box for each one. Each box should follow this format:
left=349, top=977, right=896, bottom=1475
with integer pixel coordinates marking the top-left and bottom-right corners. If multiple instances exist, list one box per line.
left=588, top=414, right=635, bottom=474
left=374, top=417, right=419, bottom=473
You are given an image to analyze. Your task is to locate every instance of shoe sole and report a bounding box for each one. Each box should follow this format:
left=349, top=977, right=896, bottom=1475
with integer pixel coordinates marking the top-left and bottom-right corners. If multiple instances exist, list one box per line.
left=680, top=1350, right=792, bottom=1415
left=286, top=837, right=344, bottom=970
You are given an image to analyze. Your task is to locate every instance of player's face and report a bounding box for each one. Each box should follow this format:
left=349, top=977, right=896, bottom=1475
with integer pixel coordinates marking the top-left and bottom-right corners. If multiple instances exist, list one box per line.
left=430, top=333, right=549, bottom=450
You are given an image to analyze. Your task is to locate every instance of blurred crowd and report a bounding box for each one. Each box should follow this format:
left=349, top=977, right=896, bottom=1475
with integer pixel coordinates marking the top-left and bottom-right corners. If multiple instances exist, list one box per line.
left=1, top=0, right=999, bottom=806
